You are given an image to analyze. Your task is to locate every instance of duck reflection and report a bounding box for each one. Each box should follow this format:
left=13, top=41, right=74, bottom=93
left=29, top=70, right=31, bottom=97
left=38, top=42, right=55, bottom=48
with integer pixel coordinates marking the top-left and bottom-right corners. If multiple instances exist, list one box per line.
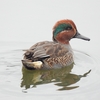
left=21, top=64, right=91, bottom=91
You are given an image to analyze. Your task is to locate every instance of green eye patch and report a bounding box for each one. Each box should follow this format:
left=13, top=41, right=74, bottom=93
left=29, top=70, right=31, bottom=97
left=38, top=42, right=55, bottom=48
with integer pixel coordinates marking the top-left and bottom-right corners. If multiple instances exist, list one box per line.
left=53, top=23, right=72, bottom=37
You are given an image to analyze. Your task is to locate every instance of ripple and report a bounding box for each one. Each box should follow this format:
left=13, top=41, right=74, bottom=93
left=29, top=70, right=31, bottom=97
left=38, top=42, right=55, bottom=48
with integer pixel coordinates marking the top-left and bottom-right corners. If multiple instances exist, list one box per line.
left=0, top=49, right=100, bottom=100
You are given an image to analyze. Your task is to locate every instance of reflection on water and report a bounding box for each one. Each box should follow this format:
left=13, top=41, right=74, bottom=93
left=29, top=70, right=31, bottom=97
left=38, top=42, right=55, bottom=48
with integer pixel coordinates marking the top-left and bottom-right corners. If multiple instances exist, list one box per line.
left=21, top=64, right=91, bottom=91
left=0, top=43, right=100, bottom=100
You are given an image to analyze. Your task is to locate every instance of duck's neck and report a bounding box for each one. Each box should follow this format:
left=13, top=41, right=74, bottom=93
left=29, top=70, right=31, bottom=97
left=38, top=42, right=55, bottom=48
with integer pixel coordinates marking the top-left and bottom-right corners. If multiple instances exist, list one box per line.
left=57, top=41, right=73, bottom=53
left=53, top=39, right=73, bottom=53
left=63, top=43, right=73, bottom=52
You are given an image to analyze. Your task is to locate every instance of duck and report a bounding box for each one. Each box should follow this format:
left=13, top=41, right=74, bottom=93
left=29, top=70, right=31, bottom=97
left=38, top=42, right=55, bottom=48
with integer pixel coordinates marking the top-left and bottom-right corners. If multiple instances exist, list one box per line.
left=22, top=19, right=90, bottom=70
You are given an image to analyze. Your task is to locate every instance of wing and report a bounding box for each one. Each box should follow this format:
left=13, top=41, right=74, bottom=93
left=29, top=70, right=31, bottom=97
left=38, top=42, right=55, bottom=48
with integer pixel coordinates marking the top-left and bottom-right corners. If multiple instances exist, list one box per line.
left=23, top=41, right=50, bottom=61
left=23, top=41, right=69, bottom=61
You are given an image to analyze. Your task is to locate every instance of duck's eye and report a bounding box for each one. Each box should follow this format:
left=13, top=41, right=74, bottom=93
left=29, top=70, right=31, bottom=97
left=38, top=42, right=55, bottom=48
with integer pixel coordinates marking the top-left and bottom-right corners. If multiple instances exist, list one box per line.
left=66, top=26, right=72, bottom=30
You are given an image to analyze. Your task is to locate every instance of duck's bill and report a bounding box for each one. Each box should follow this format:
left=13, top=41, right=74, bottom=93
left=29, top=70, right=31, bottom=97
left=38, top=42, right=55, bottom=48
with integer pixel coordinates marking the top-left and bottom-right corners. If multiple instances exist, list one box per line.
left=73, top=31, right=90, bottom=41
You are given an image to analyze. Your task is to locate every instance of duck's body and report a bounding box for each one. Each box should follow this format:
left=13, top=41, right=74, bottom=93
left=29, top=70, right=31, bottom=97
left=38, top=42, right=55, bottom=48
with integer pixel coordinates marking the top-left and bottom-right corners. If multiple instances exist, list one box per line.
left=22, top=41, right=73, bottom=69
left=22, top=19, right=90, bottom=70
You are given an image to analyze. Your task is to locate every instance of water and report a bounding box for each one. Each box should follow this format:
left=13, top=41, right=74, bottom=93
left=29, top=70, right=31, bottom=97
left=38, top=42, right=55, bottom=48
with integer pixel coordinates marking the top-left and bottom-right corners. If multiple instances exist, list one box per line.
left=0, top=41, right=100, bottom=100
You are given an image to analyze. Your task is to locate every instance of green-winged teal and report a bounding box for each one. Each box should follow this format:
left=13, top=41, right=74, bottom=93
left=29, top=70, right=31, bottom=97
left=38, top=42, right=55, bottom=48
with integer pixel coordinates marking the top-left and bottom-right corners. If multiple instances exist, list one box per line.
left=22, top=19, right=90, bottom=70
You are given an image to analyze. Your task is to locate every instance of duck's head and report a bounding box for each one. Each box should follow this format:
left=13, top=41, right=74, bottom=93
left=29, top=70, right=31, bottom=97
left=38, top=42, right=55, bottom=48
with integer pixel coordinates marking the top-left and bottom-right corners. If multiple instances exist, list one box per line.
left=53, top=19, right=90, bottom=44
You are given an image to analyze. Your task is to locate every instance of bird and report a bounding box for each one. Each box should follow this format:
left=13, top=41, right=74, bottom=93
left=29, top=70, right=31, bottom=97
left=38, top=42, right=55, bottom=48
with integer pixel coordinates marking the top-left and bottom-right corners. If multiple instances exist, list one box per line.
left=22, top=19, right=90, bottom=70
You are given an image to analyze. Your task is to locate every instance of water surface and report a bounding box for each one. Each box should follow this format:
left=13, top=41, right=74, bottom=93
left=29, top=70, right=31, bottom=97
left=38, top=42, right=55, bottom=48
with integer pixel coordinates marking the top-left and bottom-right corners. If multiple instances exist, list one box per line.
left=0, top=42, right=100, bottom=100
